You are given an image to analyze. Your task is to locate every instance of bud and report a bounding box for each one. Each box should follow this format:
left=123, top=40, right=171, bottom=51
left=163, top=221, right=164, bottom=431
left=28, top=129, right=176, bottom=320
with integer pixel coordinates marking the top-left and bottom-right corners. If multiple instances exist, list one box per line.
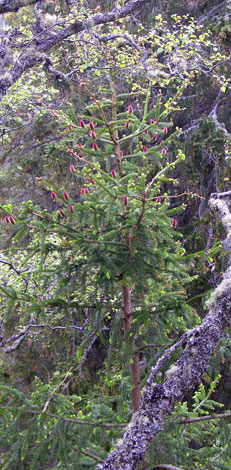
left=79, top=119, right=85, bottom=128
left=4, top=216, right=10, bottom=223
left=125, top=121, right=130, bottom=129
left=124, top=196, right=128, bottom=206
left=128, top=105, right=133, bottom=113
left=69, top=205, right=74, bottom=213
left=172, top=218, right=177, bottom=228
left=68, top=125, right=73, bottom=131
left=91, top=130, right=96, bottom=139
left=9, top=216, right=16, bottom=225
left=143, top=146, right=148, bottom=152
left=161, top=147, right=167, bottom=155
left=111, top=169, right=116, bottom=178
left=156, top=197, right=162, bottom=203
left=150, top=119, right=156, bottom=124
left=59, top=209, right=65, bottom=217
left=153, top=134, right=157, bottom=141
left=89, top=121, right=94, bottom=130
left=78, top=152, right=83, bottom=159
left=93, top=142, right=98, bottom=151
left=63, top=191, right=69, bottom=201
left=51, top=191, right=57, bottom=200
left=70, top=164, right=75, bottom=173
left=163, top=126, right=168, bottom=134
left=89, top=177, right=95, bottom=184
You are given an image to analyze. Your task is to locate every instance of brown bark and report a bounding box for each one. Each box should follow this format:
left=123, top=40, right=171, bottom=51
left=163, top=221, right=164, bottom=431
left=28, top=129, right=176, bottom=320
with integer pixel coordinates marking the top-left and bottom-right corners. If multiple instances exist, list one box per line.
left=122, top=284, right=141, bottom=412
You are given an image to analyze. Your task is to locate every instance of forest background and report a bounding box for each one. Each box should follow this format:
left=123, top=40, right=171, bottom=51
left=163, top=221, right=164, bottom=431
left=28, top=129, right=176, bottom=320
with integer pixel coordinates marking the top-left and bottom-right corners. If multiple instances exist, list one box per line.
left=1, top=1, right=231, bottom=469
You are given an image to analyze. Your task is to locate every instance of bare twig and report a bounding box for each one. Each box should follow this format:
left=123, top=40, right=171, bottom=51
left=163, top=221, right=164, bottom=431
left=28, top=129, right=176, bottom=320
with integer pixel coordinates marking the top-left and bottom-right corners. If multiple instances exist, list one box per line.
left=42, top=367, right=73, bottom=413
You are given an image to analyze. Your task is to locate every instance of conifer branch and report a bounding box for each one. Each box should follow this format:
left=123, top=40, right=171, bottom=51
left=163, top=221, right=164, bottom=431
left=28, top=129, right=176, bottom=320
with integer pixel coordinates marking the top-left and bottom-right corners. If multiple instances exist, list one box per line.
left=177, top=412, right=231, bottom=425
left=80, top=449, right=104, bottom=463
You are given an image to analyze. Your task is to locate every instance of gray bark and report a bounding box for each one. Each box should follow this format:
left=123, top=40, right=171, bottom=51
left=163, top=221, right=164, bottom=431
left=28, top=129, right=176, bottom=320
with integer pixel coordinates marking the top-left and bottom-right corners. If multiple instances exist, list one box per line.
left=0, top=0, right=39, bottom=14
left=0, top=0, right=149, bottom=101
left=97, top=191, right=231, bottom=469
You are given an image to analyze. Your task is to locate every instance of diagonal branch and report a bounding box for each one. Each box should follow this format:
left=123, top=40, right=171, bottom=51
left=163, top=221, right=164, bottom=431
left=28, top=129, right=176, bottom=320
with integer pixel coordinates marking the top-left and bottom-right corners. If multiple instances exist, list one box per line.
left=0, top=0, right=149, bottom=101
left=97, top=191, right=231, bottom=470
left=0, top=0, right=39, bottom=14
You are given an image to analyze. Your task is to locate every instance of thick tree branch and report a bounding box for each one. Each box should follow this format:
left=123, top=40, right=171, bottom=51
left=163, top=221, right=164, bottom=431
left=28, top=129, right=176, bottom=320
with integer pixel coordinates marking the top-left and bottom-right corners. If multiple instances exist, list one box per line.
left=97, top=191, right=231, bottom=470
left=0, top=0, right=39, bottom=14
left=0, top=0, right=149, bottom=101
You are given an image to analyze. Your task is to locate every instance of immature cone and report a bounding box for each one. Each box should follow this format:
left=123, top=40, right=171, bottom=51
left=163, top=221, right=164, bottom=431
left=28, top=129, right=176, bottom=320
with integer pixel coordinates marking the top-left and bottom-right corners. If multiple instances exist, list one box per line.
left=79, top=119, right=85, bottom=128
left=156, top=197, right=162, bottom=204
left=81, top=187, right=89, bottom=195
left=68, top=125, right=73, bottom=131
left=143, top=146, right=148, bottom=152
left=9, top=216, right=16, bottom=224
left=124, top=196, right=128, bottom=206
left=172, top=218, right=177, bottom=228
left=70, top=164, right=75, bottom=173
left=89, top=121, right=94, bottom=130
left=69, top=205, right=74, bottom=213
left=125, top=121, right=130, bottom=129
left=161, top=147, right=167, bottom=155
left=93, top=142, right=98, bottom=151
left=153, top=134, right=157, bottom=141
left=150, top=119, right=156, bottom=124
left=59, top=209, right=65, bottom=217
left=91, top=130, right=96, bottom=139
left=120, top=150, right=123, bottom=156
left=163, top=126, right=168, bottom=134
left=63, top=191, right=69, bottom=201
left=4, top=216, right=10, bottom=223
left=51, top=191, right=57, bottom=200
left=111, top=169, right=116, bottom=178
left=78, top=152, right=83, bottom=159
left=89, top=177, right=95, bottom=184
left=128, top=104, right=133, bottom=113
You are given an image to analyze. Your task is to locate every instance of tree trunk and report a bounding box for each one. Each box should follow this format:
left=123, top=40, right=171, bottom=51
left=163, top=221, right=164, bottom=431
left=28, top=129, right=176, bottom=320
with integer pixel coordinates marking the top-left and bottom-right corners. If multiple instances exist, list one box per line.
left=122, top=284, right=141, bottom=412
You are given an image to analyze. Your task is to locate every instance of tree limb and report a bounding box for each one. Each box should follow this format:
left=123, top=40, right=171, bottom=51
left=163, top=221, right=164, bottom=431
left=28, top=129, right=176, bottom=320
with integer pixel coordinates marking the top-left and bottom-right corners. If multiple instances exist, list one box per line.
left=97, top=191, right=231, bottom=469
left=0, top=0, right=39, bottom=14
left=0, top=0, right=149, bottom=101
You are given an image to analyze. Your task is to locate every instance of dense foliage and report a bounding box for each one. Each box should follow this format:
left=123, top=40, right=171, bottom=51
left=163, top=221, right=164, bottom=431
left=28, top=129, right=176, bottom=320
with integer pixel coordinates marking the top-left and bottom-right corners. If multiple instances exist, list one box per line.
left=1, top=1, right=231, bottom=469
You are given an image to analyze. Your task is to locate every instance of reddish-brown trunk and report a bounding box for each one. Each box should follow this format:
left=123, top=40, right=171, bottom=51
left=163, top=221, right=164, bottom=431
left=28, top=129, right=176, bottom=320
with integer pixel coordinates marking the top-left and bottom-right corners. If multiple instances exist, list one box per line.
left=122, top=284, right=141, bottom=412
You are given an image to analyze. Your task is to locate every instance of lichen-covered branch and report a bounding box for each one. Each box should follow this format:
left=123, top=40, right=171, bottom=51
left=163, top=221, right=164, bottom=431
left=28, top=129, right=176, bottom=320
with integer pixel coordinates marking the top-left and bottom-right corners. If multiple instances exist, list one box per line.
left=97, top=192, right=231, bottom=470
left=0, top=0, right=39, bottom=14
left=0, top=0, right=148, bottom=101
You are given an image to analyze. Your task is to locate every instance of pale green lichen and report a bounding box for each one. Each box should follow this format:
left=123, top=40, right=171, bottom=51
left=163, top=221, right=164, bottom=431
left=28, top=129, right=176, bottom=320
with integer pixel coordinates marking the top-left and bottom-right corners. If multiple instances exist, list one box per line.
left=222, top=214, right=231, bottom=231
left=166, top=364, right=179, bottom=377
left=0, top=72, right=13, bottom=84
left=205, top=278, right=231, bottom=313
